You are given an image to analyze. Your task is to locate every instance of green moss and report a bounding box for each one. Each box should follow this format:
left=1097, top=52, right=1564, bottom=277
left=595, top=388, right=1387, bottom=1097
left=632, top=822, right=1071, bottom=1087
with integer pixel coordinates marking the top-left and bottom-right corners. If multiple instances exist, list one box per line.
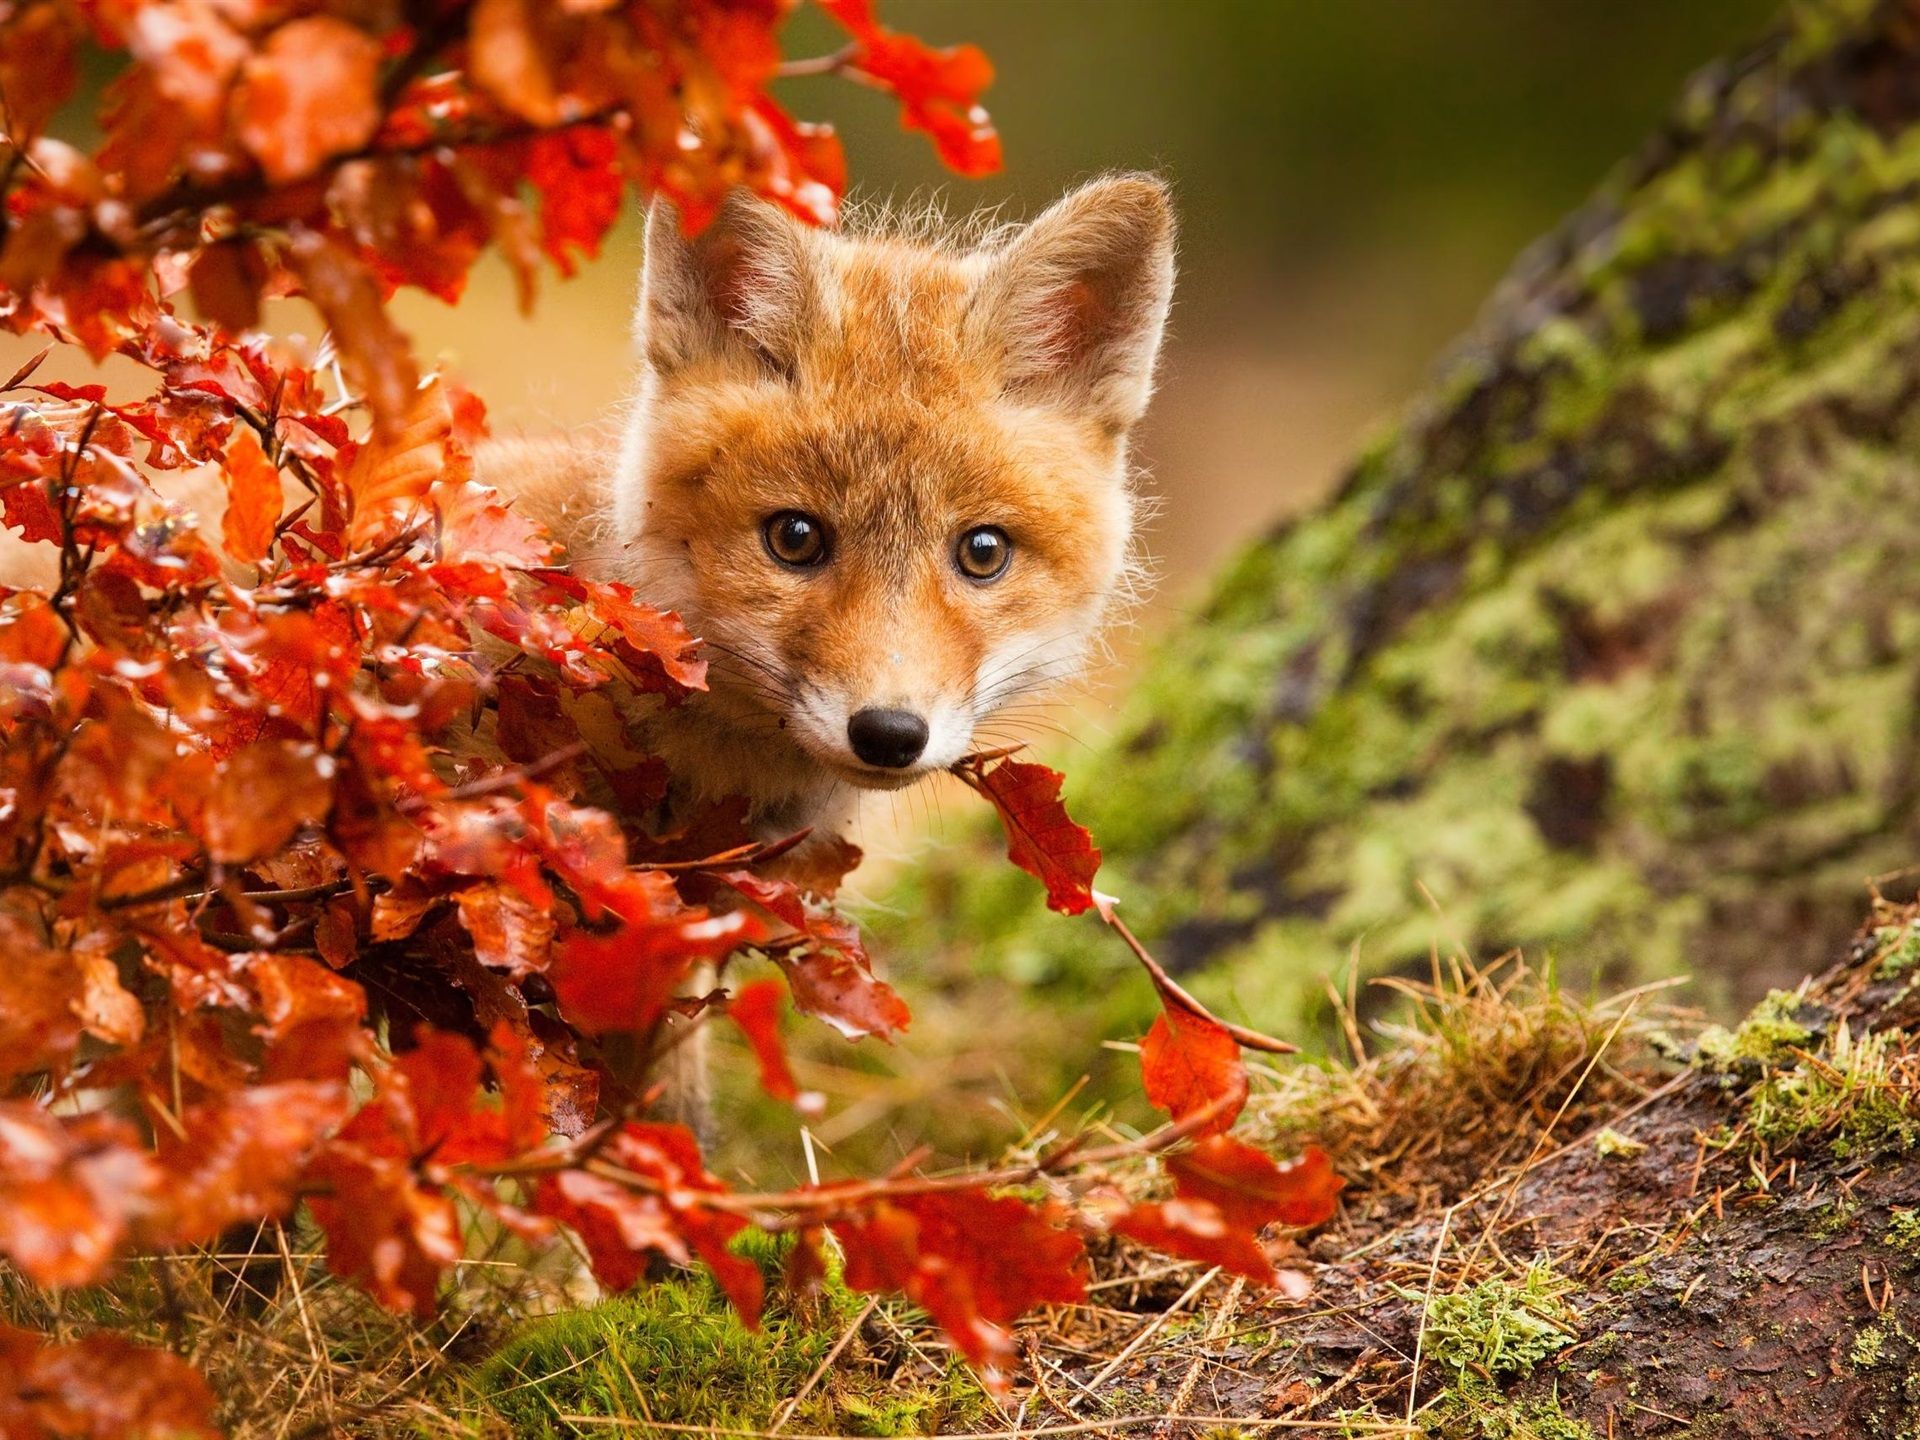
left=1887, top=1208, right=1920, bottom=1256
left=1424, top=1376, right=1598, bottom=1439
left=1748, top=1021, right=1918, bottom=1158
left=1874, top=923, right=1920, bottom=979
left=1696, top=991, right=1815, bottom=1072
left=462, top=1234, right=984, bottom=1438
left=1411, top=1260, right=1579, bottom=1381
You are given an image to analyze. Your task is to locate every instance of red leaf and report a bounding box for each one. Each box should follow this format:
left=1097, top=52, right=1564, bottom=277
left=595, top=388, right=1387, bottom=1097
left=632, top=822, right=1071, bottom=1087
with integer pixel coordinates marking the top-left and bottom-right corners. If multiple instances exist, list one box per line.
left=1112, top=1140, right=1343, bottom=1284
left=153, top=1081, right=349, bottom=1245
left=287, top=230, right=420, bottom=441
left=235, top=17, right=383, bottom=184
left=0, top=474, right=61, bottom=546
left=221, top=426, right=282, bottom=564
left=954, top=754, right=1101, bottom=914
left=456, top=881, right=557, bottom=979
left=0, top=3, right=79, bottom=142
left=435, top=479, right=555, bottom=570
left=832, top=1190, right=1084, bottom=1390
left=821, top=0, right=1002, bottom=176
left=305, top=1145, right=462, bottom=1318
left=1, top=1325, right=220, bottom=1440
left=550, top=877, right=762, bottom=1034
left=188, top=239, right=267, bottom=333
left=716, top=871, right=908, bottom=1042
left=535, top=1122, right=762, bottom=1321
left=201, top=738, right=335, bottom=864
left=528, top=128, right=626, bottom=275
left=0, top=1106, right=156, bottom=1287
left=0, top=911, right=87, bottom=1083
left=1139, top=1005, right=1248, bottom=1138
left=728, top=977, right=799, bottom=1103
left=1169, top=1138, right=1344, bottom=1232
left=778, top=946, right=913, bottom=1043
left=469, top=0, right=565, bottom=125
left=542, top=573, right=708, bottom=695
left=779, top=834, right=864, bottom=899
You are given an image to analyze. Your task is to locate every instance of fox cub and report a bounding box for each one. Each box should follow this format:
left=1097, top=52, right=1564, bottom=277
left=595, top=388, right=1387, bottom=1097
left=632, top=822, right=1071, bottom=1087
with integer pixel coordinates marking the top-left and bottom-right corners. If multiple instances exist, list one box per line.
left=492, top=174, right=1176, bottom=847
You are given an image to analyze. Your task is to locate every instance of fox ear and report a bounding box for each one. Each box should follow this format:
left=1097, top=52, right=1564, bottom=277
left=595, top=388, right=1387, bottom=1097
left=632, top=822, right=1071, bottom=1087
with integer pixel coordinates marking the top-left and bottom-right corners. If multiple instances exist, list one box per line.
left=972, top=175, right=1175, bottom=431
left=637, top=192, right=815, bottom=378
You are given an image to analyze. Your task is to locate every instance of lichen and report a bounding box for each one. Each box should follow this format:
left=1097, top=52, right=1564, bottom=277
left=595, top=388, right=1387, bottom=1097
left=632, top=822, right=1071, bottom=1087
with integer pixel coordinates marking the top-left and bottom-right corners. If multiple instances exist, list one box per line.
left=1853, top=1321, right=1890, bottom=1369
left=1874, top=923, right=1920, bottom=979
left=1593, top=1127, right=1648, bottom=1160
left=1411, top=1260, right=1579, bottom=1381
left=1887, top=1207, right=1920, bottom=1256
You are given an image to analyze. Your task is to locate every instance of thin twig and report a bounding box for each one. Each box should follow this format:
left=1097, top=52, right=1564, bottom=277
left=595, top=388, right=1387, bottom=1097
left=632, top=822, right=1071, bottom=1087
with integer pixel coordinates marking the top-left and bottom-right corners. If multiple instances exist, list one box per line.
left=1155, top=1274, right=1245, bottom=1434
left=769, top=1295, right=877, bottom=1433
left=1100, top=908, right=1296, bottom=1055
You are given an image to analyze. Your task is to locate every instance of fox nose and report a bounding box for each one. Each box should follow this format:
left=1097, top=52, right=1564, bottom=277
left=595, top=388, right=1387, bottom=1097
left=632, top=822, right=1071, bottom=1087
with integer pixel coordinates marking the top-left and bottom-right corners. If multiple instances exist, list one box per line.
left=847, top=708, right=930, bottom=769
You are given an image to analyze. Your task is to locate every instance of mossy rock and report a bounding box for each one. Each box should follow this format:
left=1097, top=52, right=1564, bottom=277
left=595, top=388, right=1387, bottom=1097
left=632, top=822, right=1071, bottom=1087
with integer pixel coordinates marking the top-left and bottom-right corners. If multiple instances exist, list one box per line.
left=872, top=0, right=1920, bottom=1097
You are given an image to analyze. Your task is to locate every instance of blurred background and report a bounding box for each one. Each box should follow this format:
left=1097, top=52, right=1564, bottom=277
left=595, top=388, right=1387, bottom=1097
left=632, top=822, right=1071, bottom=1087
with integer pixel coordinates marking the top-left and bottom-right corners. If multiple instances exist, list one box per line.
left=406, top=0, right=1776, bottom=644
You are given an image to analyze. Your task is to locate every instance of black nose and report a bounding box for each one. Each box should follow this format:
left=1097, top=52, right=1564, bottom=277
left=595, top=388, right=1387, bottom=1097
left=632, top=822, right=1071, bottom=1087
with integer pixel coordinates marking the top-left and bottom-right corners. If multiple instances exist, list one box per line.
left=847, top=708, right=930, bottom=769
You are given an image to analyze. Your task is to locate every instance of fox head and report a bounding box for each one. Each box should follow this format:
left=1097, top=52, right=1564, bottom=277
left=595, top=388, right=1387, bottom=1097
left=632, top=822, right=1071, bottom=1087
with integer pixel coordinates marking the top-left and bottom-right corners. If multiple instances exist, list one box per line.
left=601, top=176, right=1175, bottom=799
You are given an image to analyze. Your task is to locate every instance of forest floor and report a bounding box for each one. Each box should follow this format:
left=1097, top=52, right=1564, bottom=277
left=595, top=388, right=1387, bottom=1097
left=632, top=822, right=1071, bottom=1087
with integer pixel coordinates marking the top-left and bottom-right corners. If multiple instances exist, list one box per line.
left=12, top=898, right=1920, bottom=1439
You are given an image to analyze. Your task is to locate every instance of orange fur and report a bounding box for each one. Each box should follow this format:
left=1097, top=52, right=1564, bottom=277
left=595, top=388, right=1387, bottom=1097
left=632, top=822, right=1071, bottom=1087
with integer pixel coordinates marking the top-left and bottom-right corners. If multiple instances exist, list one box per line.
left=485, top=176, right=1178, bottom=848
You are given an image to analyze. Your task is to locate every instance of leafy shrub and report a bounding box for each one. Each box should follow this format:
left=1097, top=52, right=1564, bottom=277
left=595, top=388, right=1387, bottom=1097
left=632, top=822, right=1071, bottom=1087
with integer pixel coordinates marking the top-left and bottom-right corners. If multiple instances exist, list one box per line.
left=0, top=4, right=1341, bottom=1433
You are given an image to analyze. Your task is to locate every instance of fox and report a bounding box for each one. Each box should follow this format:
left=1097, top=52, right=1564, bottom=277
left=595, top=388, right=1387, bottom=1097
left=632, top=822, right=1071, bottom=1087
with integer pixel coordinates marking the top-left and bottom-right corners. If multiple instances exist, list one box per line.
left=0, top=176, right=1178, bottom=1126
left=488, top=174, right=1177, bottom=854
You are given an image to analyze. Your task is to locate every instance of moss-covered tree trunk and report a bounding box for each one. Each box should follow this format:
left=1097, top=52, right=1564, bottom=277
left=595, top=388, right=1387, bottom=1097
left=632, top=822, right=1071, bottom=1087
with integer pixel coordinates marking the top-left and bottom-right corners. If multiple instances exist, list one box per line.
left=885, top=0, right=1920, bottom=1058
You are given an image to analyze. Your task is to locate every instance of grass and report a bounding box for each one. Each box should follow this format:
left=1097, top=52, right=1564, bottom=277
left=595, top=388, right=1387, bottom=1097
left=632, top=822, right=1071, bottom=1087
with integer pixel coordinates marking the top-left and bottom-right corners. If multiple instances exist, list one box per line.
left=1245, top=951, right=1680, bottom=1208
left=0, top=1215, right=529, bottom=1440
left=1745, top=1019, right=1920, bottom=1159
left=26, top=940, right=1897, bottom=1440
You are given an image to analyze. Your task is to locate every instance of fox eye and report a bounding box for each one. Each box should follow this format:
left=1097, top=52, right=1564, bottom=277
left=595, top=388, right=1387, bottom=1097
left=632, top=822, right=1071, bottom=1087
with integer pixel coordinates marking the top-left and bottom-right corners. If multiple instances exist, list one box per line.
left=763, top=511, right=828, bottom=568
left=956, top=526, right=1012, bottom=581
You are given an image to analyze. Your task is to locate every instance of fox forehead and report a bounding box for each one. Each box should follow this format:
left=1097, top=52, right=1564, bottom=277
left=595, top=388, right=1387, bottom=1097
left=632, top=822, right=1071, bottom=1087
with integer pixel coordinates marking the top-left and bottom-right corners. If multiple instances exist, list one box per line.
left=640, top=238, right=1126, bottom=573
left=646, top=385, right=1123, bottom=550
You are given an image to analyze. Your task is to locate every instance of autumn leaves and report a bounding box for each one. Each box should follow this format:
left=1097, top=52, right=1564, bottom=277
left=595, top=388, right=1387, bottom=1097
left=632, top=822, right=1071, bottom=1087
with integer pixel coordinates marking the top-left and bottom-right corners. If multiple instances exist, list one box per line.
left=0, top=4, right=1337, bottom=1431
